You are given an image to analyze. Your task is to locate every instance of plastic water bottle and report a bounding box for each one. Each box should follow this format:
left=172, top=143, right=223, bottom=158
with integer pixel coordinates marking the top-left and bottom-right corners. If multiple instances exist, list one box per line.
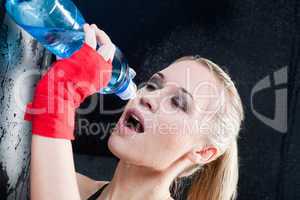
left=5, top=0, right=137, bottom=100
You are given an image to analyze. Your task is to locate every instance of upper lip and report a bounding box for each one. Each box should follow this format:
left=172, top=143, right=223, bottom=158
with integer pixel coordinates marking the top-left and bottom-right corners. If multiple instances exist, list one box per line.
left=123, top=107, right=145, bottom=132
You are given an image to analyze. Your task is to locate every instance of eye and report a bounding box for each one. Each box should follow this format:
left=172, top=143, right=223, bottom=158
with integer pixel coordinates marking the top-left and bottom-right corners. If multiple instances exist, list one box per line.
left=145, top=76, right=163, bottom=91
left=145, top=82, right=158, bottom=91
left=171, top=95, right=188, bottom=112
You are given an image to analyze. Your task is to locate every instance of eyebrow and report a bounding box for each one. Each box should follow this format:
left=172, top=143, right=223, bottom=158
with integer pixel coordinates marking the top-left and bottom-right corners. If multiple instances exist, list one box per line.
left=156, top=72, right=165, bottom=80
left=154, top=72, right=194, bottom=100
left=180, top=87, right=194, bottom=100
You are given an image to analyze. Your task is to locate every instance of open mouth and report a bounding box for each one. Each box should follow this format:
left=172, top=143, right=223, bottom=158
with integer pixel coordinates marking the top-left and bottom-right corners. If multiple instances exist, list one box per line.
left=123, top=109, right=145, bottom=133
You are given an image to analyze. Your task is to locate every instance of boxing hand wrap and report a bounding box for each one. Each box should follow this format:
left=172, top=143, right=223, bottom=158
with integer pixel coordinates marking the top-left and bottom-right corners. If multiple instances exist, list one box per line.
left=24, top=43, right=112, bottom=140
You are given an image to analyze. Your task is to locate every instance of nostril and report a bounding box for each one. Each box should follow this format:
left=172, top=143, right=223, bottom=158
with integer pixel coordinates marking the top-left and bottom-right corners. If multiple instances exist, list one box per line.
left=140, top=97, right=153, bottom=111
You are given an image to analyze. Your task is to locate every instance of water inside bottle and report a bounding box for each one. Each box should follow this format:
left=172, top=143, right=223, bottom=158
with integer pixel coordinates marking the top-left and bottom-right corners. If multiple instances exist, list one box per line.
left=100, top=47, right=129, bottom=94
left=6, top=0, right=85, bottom=58
left=22, top=25, right=85, bottom=58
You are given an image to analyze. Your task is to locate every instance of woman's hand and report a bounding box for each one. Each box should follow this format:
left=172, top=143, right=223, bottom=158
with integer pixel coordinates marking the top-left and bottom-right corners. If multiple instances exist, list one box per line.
left=83, top=23, right=116, bottom=63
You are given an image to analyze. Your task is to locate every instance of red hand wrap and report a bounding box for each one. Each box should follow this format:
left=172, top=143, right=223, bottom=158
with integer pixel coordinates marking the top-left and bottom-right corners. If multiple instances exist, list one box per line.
left=24, top=44, right=112, bottom=140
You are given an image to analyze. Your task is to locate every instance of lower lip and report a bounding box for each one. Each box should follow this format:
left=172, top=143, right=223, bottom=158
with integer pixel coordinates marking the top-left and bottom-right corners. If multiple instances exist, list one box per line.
left=115, top=118, right=138, bottom=136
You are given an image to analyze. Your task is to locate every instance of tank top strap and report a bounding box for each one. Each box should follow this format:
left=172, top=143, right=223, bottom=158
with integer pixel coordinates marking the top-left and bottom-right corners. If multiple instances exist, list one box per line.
left=87, top=183, right=109, bottom=200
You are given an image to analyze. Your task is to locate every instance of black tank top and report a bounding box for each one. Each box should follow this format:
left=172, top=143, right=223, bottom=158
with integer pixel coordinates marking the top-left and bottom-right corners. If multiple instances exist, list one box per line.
left=87, top=183, right=109, bottom=200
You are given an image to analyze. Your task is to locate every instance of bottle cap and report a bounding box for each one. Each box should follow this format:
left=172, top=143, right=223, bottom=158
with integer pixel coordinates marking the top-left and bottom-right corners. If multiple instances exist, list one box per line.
left=116, top=68, right=137, bottom=100
left=116, top=79, right=137, bottom=100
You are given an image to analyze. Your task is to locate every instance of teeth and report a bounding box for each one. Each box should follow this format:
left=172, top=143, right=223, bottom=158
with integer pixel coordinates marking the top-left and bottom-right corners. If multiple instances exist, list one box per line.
left=124, top=112, right=144, bottom=133
left=131, top=113, right=140, bottom=122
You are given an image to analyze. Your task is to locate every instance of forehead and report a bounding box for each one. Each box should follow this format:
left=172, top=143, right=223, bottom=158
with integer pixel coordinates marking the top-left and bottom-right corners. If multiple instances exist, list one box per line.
left=160, top=60, right=220, bottom=96
left=160, top=60, right=223, bottom=115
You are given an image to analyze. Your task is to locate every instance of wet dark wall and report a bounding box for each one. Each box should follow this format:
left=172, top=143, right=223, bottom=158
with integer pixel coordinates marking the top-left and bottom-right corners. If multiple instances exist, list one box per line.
left=0, top=1, right=52, bottom=199
left=0, top=0, right=298, bottom=200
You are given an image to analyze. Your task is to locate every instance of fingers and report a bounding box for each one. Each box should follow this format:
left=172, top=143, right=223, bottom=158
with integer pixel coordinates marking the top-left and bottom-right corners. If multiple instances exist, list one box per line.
left=95, top=28, right=112, bottom=45
left=84, top=23, right=112, bottom=46
left=83, top=23, right=115, bottom=62
left=84, top=23, right=97, bottom=49
left=97, top=44, right=116, bottom=62
left=93, top=25, right=115, bottom=62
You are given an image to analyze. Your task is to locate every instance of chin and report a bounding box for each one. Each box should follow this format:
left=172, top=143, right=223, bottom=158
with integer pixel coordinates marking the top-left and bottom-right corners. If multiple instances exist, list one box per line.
left=107, top=129, right=122, bottom=150
left=107, top=111, right=147, bottom=163
left=107, top=133, right=122, bottom=158
left=108, top=133, right=155, bottom=168
left=107, top=133, right=139, bottom=164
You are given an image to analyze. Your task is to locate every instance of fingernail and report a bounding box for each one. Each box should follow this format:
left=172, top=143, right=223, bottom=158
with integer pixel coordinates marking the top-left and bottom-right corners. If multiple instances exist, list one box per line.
left=83, top=24, right=89, bottom=29
left=91, top=24, right=97, bottom=29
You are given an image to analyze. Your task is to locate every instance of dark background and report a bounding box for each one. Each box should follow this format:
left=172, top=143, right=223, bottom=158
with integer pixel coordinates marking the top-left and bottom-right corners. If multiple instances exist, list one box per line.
left=0, top=0, right=299, bottom=199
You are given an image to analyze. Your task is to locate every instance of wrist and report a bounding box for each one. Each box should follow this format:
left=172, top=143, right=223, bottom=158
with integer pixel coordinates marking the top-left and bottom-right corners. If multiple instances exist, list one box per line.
left=24, top=43, right=113, bottom=140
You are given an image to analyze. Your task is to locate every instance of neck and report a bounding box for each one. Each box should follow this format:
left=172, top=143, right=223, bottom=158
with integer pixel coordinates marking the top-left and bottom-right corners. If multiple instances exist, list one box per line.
left=103, top=160, right=175, bottom=200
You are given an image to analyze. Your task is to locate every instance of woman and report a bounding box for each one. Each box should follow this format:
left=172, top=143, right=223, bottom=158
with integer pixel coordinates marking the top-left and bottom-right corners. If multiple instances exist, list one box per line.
left=26, top=23, right=244, bottom=200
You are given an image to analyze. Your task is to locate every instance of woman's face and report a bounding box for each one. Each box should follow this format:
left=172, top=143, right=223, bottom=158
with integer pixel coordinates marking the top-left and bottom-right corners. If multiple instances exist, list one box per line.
left=108, top=59, right=221, bottom=170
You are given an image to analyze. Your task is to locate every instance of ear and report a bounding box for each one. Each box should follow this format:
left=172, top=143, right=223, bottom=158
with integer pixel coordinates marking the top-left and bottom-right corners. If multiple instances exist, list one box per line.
left=188, top=146, right=218, bottom=165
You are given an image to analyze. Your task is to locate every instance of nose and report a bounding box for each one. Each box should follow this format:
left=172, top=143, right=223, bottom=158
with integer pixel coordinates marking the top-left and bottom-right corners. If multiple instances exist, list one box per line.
left=139, top=95, right=159, bottom=113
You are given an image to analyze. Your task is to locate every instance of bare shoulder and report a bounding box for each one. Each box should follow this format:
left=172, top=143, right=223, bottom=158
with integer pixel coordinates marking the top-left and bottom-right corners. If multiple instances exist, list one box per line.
left=76, top=172, right=109, bottom=199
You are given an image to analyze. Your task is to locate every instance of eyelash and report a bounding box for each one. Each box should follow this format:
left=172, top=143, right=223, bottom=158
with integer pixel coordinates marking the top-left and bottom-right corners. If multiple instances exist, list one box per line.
left=145, top=82, right=158, bottom=91
left=146, top=78, right=162, bottom=91
left=171, top=96, right=187, bottom=112
left=145, top=81, right=188, bottom=112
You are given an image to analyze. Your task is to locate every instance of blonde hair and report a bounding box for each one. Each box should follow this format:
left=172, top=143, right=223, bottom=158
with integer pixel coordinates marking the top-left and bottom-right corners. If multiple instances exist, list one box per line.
left=173, top=56, right=244, bottom=200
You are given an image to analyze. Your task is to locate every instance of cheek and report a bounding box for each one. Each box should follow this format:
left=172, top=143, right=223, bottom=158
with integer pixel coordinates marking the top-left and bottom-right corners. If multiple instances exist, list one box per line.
left=107, top=113, right=195, bottom=170
left=145, top=115, right=193, bottom=169
left=108, top=133, right=146, bottom=166
left=141, top=132, right=192, bottom=170
left=108, top=130, right=190, bottom=170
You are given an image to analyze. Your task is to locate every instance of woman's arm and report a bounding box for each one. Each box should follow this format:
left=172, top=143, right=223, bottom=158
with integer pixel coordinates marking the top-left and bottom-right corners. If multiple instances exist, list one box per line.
left=31, top=136, right=80, bottom=200
left=31, top=138, right=108, bottom=200
left=28, top=24, right=114, bottom=200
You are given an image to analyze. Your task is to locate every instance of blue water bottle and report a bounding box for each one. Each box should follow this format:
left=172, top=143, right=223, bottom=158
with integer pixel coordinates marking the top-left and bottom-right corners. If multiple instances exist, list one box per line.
left=5, top=0, right=137, bottom=100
